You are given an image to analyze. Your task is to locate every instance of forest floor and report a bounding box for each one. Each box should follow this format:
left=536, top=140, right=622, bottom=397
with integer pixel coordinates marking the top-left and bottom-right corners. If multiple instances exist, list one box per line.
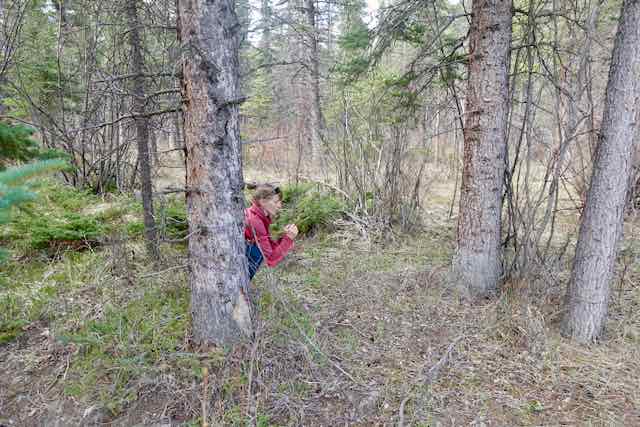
left=1, top=170, right=639, bottom=426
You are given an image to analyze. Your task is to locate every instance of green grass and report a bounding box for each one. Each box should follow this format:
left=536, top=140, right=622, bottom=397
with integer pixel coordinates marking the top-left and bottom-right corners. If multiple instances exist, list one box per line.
left=0, top=250, right=106, bottom=344
left=37, top=181, right=101, bottom=212
left=58, top=283, right=190, bottom=415
left=0, top=183, right=198, bottom=418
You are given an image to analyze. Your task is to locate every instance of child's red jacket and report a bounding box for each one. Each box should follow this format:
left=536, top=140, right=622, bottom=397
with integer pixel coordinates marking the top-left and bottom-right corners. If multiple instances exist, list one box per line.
left=244, top=202, right=294, bottom=267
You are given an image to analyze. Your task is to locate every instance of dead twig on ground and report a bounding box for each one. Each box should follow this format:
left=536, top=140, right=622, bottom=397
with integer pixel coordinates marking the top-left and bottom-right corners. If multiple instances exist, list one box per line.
left=139, top=264, right=187, bottom=278
left=201, top=367, right=209, bottom=427
left=398, top=335, right=464, bottom=427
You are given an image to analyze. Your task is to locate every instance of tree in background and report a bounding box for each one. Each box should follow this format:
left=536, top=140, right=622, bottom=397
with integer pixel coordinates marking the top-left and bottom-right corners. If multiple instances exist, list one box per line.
left=562, top=0, right=640, bottom=343
left=125, top=0, right=160, bottom=262
left=0, top=2, right=67, bottom=263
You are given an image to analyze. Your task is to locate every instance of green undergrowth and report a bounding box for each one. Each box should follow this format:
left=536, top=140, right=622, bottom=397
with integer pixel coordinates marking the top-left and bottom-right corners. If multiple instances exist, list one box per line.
left=1, top=180, right=132, bottom=255
left=1, top=176, right=639, bottom=425
left=58, top=281, right=192, bottom=415
left=0, top=250, right=105, bottom=344
left=125, top=196, right=188, bottom=241
left=0, top=180, right=311, bottom=422
left=271, top=183, right=346, bottom=236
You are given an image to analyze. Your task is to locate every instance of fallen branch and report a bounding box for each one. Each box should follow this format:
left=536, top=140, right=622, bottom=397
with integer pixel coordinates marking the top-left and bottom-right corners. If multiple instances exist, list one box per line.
left=139, top=264, right=188, bottom=278
left=241, top=135, right=290, bottom=145
left=202, top=367, right=209, bottom=427
left=246, top=320, right=262, bottom=423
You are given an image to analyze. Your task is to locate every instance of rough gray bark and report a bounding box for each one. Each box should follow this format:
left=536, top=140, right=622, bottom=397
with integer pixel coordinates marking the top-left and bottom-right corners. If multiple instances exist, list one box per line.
left=177, top=0, right=252, bottom=345
left=452, top=0, right=513, bottom=297
left=126, top=0, right=160, bottom=262
left=562, top=0, right=640, bottom=343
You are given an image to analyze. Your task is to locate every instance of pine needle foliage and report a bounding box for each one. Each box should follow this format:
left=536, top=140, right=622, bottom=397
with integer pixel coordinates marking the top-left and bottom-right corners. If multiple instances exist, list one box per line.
left=0, top=158, right=67, bottom=261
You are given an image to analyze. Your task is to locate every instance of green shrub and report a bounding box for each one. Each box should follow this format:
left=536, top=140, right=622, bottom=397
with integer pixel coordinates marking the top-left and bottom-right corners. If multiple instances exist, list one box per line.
left=28, top=213, right=105, bottom=250
left=1, top=179, right=113, bottom=253
left=126, top=220, right=145, bottom=238
left=280, top=183, right=313, bottom=204
left=44, top=184, right=98, bottom=211
left=273, top=184, right=345, bottom=235
left=0, top=161, right=69, bottom=261
left=0, top=123, right=42, bottom=168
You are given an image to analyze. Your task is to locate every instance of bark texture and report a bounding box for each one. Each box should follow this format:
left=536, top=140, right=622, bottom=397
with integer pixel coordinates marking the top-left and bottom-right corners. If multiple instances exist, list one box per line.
left=178, top=0, right=251, bottom=345
left=453, top=0, right=513, bottom=297
left=562, top=0, right=640, bottom=343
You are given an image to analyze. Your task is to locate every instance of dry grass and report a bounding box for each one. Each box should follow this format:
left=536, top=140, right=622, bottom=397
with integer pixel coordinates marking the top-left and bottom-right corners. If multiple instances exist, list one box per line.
left=2, top=219, right=639, bottom=425
left=232, top=219, right=640, bottom=426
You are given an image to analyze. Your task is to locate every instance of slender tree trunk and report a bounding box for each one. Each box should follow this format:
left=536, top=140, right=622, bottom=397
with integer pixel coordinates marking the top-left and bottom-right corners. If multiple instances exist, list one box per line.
left=562, top=0, right=640, bottom=343
left=0, top=0, right=6, bottom=116
left=453, top=0, right=512, bottom=297
left=304, top=0, right=325, bottom=163
left=126, top=0, right=160, bottom=262
left=260, top=0, right=272, bottom=66
left=177, top=0, right=252, bottom=346
left=260, top=0, right=277, bottom=111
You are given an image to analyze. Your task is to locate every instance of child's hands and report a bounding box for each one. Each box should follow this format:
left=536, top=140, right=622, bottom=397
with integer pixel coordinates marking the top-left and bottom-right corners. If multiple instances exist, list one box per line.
left=284, top=224, right=299, bottom=239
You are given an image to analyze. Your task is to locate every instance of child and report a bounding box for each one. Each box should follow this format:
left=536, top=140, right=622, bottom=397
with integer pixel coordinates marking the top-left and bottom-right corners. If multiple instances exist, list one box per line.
left=244, top=184, right=298, bottom=280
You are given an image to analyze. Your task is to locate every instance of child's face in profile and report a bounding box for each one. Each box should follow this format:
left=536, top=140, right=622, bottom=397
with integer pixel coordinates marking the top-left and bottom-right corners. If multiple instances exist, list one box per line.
left=260, top=194, right=282, bottom=218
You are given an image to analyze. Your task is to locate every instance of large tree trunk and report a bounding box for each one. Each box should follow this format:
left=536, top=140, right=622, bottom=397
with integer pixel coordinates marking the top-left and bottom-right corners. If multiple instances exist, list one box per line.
left=126, top=0, right=160, bottom=262
left=177, top=0, right=252, bottom=345
left=452, top=0, right=512, bottom=297
left=562, top=0, right=640, bottom=343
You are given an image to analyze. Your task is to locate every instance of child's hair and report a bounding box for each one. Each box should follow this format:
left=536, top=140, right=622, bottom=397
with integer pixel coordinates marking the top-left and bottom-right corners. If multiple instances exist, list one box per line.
left=252, top=184, right=281, bottom=203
